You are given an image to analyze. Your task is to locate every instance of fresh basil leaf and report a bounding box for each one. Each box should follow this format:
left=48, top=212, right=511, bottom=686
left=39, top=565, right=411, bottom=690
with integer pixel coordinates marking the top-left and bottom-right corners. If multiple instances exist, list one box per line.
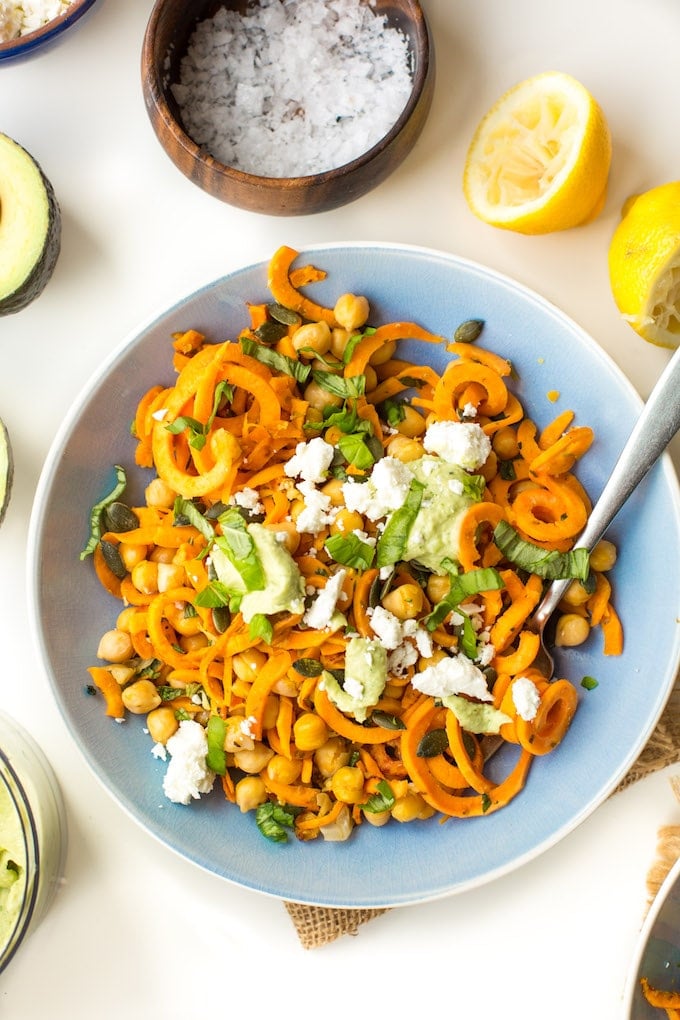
left=165, top=414, right=208, bottom=450
left=493, top=520, right=590, bottom=581
left=362, top=778, right=396, bottom=813
left=205, top=715, right=227, bottom=776
left=195, top=580, right=232, bottom=608
left=249, top=613, right=273, bottom=644
left=376, top=479, right=425, bottom=568
left=459, top=472, right=487, bottom=501
left=312, top=370, right=366, bottom=399
left=240, top=336, right=311, bottom=383
left=337, top=432, right=376, bottom=471
left=80, top=465, right=128, bottom=560
left=425, top=567, right=505, bottom=631
left=378, top=398, right=406, bottom=427
left=341, top=327, right=376, bottom=365
left=325, top=532, right=375, bottom=570
left=215, top=509, right=265, bottom=591
left=255, top=801, right=299, bottom=843
left=173, top=496, right=215, bottom=542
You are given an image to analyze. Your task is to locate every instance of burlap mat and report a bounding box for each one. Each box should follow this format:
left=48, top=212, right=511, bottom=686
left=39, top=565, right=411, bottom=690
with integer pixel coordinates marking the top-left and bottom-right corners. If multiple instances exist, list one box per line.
left=285, top=681, right=680, bottom=949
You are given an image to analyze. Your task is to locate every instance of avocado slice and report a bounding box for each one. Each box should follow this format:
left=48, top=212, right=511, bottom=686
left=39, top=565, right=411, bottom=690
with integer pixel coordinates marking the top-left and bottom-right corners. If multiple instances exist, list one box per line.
left=0, top=133, right=61, bottom=316
left=0, top=418, right=13, bottom=527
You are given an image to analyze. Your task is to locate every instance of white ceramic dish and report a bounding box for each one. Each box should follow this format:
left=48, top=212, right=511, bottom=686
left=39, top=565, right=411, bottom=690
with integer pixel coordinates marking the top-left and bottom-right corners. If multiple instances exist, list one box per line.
left=624, top=855, right=680, bottom=1017
left=27, top=244, right=680, bottom=908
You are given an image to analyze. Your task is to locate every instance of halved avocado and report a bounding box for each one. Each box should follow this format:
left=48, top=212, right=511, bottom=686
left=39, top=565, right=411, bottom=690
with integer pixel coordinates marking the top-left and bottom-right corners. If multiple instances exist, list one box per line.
left=0, top=133, right=61, bottom=316
left=0, top=418, right=13, bottom=527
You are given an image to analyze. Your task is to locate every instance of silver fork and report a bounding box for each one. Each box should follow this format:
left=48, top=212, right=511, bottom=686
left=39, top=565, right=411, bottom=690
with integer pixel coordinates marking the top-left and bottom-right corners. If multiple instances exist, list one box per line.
left=482, top=344, right=680, bottom=758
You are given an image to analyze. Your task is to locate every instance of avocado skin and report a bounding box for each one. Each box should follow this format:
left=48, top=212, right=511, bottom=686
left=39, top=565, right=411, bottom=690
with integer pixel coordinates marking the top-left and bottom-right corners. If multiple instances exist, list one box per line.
left=0, top=142, right=62, bottom=317
left=0, top=418, right=13, bottom=527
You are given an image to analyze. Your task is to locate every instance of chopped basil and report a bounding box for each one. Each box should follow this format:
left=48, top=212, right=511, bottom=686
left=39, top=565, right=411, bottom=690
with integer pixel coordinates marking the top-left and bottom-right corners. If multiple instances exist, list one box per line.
left=195, top=580, right=232, bottom=609
left=425, top=566, right=505, bottom=632
left=362, top=778, right=396, bottom=813
left=325, top=532, right=375, bottom=570
left=481, top=792, right=492, bottom=813
left=240, top=336, right=311, bottom=383
left=249, top=613, right=273, bottom=644
left=255, top=802, right=299, bottom=843
left=375, top=478, right=425, bottom=568
left=215, top=508, right=265, bottom=592
left=337, top=432, right=376, bottom=471
left=493, top=520, right=590, bottom=581
left=312, top=369, right=366, bottom=399
left=173, top=496, right=215, bottom=543
left=342, top=326, right=376, bottom=364
left=80, top=464, right=128, bottom=560
left=581, top=675, right=599, bottom=690
left=205, top=715, right=227, bottom=775
left=378, top=397, right=406, bottom=427
left=165, top=380, right=233, bottom=451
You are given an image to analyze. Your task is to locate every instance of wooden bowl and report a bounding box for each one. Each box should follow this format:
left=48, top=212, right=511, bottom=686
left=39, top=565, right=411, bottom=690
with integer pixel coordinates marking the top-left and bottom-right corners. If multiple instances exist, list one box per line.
left=141, top=0, right=435, bottom=216
left=0, top=0, right=100, bottom=62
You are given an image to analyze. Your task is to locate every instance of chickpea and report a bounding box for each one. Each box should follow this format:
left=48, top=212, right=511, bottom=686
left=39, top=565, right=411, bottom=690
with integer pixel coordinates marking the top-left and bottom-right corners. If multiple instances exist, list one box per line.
left=119, top=543, right=147, bottom=571
left=149, top=545, right=176, bottom=564
left=291, top=320, right=332, bottom=357
left=561, top=580, right=591, bottom=607
left=261, top=694, right=279, bottom=731
left=330, top=327, right=351, bottom=360
left=554, top=613, right=590, bottom=648
left=426, top=573, right=451, bottom=603
left=330, top=765, right=365, bottom=804
left=157, top=562, right=186, bottom=592
left=146, top=706, right=179, bottom=745
left=164, top=601, right=202, bottom=636
left=363, top=809, right=391, bottom=827
left=179, top=632, right=209, bottom=654
left=334, top=293, right=370, bottom=332
left=391, top=791, right=434, bottom=822
left=266, top=755, right=302, bottom=785
left=130, top=560, right=158, bottom=595
left=234, top=776, right=268, bottom=813
left=417, top=647, right=449, bottom=671
left=590, top=539, right=617, bottom=572
left=232, top=648, right=267, bottom=681
left=97, top=628, right=134, bottom=663
left=272, top=676, right=299, bottom=697
left=492, top=426, right=520, bottom=461
left=233, top=742, right=274, bottom=774
left=224, top=716, right=254, bottom=753
left=363, top=365, right=378, bottom=392
left=479, top=450, right=498, bottom=483
left=330, top=509, right=365, bottom=535
left=386, top=434, right=423, bottom=463
left=396, top=405, right=426, bottom=438
left=314, top=736, right=350, bottom=778
left=303, top=379, right=343, bottom=412
left=121, top=679, right=162, bottom=714
left=311, top=354, right=343, bottom=374
left=145, top=477, right=177, bottom=509
left=115, top=606, right=138, bottom=632
left=320, top=478, right=346, bottom=507
left=368, top=338, right=397, bottom=366
left=382, top=583, right=424, bottom=620
left=293, top=712, right=329, bottom=752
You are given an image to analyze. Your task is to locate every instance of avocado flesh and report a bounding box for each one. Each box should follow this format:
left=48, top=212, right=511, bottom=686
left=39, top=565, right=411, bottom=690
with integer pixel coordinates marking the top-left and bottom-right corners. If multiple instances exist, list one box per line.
left=0, top=133, right=61, bottom=316
left=0, top=418, right=13, bottom=527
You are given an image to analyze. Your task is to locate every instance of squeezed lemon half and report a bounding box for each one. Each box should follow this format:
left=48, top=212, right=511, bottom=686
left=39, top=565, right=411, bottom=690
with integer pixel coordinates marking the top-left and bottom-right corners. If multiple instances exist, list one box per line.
left=463, top=71, right=612, bottom=234
left=608, top=182, right=680, bottom=349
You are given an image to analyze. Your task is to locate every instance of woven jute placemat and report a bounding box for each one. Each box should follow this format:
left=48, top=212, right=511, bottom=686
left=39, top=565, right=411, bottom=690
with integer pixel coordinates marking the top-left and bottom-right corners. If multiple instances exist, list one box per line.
left=285, top=681, right=680, bottom=949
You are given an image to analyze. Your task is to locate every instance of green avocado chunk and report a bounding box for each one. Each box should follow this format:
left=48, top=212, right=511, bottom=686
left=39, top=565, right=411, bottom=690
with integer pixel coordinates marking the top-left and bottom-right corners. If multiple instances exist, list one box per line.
left=0, top=418, right=12, bottom=527
left=0, top=133, right=61, bottom=316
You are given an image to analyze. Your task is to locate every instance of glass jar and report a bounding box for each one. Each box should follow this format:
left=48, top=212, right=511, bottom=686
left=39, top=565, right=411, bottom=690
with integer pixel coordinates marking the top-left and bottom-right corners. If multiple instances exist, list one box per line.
left=0, top=710, right=67, bottom=974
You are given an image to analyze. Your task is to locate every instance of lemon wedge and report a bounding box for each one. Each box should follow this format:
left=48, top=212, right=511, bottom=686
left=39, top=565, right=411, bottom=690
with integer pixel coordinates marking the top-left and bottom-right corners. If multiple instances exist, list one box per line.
left=608, top=182, right=680, bottom=349
left=463, top=71, right=612, bottom=234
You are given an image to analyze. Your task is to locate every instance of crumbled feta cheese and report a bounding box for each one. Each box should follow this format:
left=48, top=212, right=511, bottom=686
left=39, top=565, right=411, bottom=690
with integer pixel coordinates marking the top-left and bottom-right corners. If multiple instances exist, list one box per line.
left=423, top=420, right=491, bottom=470
left=476, top=640, right=496, bottom=667
left=461, top=402, right=478, bottom=419
left=414, top=626, right=433, bottom=659
left=343, top=675, right=364, bottom=700
left=448, top=478, right=465, bottom=495
left=151, top=742, right=167, bottom=761
left=162, top=720, right=215, bottom=805
left=388, top=642, right=419, bottom=676
left=240, top=715, right=257, bottom=739
left=351, top=528, right=376, bottom=546
left=284, top=437, right=335, bottom=484
left=412, top=653, right=493, bottom=702
left=342, top=456, right=414, bottom=521
left=303, top=569, right=347, bottom=630
left=0, top=0, right=71, bottom=41
left=512, top=676, right=541, bottom=721
left=369, top=605, right=404, bottom=650
left=231, top=487, right=264, bottom=514
left=294, top=480, right=336, bottom=534
left=151, top=407, right=168, bottom=421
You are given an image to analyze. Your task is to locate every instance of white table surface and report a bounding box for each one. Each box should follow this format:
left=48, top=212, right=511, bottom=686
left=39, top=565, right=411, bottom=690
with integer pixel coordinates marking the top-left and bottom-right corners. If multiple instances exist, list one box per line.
left=2, top=1, right=680, bottom=1016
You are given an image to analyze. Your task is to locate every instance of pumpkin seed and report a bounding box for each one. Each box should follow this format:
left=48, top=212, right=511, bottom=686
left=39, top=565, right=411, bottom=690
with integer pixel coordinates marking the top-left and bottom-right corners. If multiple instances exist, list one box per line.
left=370, top=710, right=405, bottom=731
left=212, top=607, right=230, bottom=634
left=267, top=302, right=302, bottom=327
left=292, top=657, right=323, bottom=678
left=454, top=318, right=485, bottom=344
left=104, top=501, right=139, bottom=533
left=100, top=539, right=126, bottom=579
left=416, top=728, right=449, bottom=758
left=254, top=320, right=288, bottom=345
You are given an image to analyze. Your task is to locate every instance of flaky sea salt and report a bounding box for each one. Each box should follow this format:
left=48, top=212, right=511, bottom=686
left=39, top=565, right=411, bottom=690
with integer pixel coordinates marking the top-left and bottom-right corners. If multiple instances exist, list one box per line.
left=171, top=0, right=414, bottom=178
left=0, top=0, right=71, bottom=42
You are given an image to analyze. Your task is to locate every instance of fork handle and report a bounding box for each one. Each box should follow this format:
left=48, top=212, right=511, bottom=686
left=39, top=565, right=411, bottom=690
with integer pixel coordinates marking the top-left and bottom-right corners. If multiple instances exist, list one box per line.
left=532, top=345, right=680, bottom=630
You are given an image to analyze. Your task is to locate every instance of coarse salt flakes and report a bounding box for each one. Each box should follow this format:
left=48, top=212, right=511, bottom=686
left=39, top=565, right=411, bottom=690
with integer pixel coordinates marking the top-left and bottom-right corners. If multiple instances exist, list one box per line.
left=171, top=0, right=414, bottom=178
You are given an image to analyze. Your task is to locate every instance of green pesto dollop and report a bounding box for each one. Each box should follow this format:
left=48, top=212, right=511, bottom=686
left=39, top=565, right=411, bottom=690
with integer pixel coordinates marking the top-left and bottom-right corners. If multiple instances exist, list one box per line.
left=211, top=522, right=305, bottom=623
left=322, top=637, right=387, bottom=723
left=0, top=781, right=25, bottom=952
left=403, top=456, right=484, bottom=572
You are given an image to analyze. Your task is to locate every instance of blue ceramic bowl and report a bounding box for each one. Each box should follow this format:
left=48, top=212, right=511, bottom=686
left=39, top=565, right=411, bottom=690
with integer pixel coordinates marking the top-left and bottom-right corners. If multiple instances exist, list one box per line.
left=27, top=244, right=680, bottom=908
left=0, top=0, right=99, bottom=62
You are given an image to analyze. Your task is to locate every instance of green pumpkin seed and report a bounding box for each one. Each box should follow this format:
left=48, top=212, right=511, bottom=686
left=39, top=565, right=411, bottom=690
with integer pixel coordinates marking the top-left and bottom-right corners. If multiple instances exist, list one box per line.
left=267, top=302, right=302, bottom=327
left=416, top=728, right=449, bottom=758
left=100, top=539, right=127, bottom=579
left=212, top=607, right=230, bottom=634
left=254, top=320, right=288, bottom=345
left=104, top=501, right=139, bottom=533
left=292, top=658, right=323, bottom=678
left=454, top=319, right=485, bottom=344
left=370, top=710, right=406, bottom=731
